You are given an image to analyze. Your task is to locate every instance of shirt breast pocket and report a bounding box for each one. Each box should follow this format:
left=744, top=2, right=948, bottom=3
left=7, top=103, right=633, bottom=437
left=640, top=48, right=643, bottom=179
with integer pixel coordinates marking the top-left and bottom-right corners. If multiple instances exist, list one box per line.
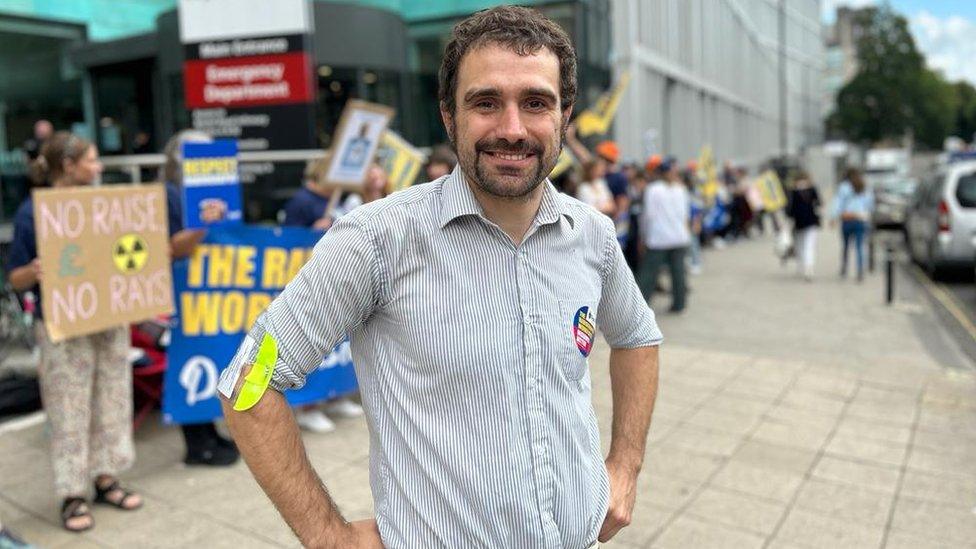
left=557, top=297, right=599, bottom=381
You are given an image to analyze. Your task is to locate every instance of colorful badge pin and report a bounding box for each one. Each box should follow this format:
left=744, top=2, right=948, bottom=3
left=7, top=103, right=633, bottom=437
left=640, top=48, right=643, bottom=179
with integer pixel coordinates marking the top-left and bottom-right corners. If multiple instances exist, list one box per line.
left=572, top=306, right=596, bottom=357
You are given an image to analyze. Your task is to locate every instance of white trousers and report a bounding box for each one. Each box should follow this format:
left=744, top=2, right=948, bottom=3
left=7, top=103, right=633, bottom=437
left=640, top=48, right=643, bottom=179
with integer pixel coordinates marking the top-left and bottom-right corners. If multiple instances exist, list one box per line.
left=795, top=226, right=818, bottom=275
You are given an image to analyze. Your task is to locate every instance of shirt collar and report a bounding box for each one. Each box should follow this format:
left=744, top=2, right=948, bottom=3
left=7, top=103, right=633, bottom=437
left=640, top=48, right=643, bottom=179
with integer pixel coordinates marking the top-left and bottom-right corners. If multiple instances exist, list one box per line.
left=438, top=165, right=573, bottom=229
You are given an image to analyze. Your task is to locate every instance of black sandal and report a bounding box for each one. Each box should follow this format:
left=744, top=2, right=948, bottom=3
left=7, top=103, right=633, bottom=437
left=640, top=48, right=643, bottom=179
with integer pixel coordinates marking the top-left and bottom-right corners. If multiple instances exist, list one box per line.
left=60, top=497, right=94, bottom=533
left=93, top=478, right=143, bottom=511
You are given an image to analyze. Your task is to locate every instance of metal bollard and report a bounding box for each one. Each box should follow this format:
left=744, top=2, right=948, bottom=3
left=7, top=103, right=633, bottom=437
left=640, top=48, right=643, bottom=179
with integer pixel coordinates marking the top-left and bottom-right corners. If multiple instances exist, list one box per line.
left=885, top=243, right=894, bottom=304
left=868, top=231, right=876, bottom=273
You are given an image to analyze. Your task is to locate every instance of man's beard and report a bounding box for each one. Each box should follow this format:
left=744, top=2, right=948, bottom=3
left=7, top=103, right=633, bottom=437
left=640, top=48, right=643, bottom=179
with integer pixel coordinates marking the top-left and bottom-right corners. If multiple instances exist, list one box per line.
left=451, top=122, right=563, bottom=200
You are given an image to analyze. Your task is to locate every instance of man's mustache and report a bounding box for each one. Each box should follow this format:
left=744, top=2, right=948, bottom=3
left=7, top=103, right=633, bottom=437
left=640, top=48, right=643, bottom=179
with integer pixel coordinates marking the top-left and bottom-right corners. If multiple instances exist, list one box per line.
left=475, top=139, right=543, bottom=156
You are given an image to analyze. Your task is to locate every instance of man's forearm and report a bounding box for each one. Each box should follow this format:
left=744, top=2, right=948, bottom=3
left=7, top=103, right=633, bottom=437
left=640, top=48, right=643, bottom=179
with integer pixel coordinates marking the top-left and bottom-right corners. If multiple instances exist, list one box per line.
left=221, top=387, right=347, bottom=547
left=607, top=345, right=659, bottom=472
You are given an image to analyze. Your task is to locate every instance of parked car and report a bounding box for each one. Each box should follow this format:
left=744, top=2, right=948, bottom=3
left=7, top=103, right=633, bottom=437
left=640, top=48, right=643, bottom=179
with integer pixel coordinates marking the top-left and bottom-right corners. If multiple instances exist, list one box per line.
left=905, top=160, right=976, bottom=279
left=871, top=176, right=917, bottom=229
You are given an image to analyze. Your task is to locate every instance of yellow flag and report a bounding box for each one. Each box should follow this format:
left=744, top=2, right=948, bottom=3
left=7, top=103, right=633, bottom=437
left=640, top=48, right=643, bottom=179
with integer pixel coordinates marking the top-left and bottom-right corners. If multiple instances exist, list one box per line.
left=549, top=148, right=577, bottom=179
left=698, top=145, right=720, bottom=204
left=574, top=72, right=631, bottom=137
left=378, top=130, right=425, bottom=193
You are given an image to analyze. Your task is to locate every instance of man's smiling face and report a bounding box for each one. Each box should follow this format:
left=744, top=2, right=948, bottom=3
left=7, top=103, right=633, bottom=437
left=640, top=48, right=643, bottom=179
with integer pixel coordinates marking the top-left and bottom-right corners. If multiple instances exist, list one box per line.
left=443, top=43, right=569, bottom=200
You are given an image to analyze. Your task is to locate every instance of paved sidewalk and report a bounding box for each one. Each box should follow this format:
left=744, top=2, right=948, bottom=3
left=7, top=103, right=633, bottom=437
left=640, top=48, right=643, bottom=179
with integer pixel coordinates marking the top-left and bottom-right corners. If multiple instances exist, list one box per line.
left=2, top=229, right=975, bottom=548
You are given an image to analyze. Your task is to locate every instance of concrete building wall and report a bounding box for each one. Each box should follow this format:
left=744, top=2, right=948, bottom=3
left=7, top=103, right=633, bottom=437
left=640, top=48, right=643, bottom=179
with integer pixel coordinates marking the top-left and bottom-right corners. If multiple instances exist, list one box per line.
left=613, top=0, right=823, bottom=167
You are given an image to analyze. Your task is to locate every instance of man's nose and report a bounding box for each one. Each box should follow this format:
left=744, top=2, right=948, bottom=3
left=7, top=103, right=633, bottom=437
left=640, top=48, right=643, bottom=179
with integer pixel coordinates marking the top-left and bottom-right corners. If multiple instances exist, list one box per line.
left=496, top=103, right=528, bottom=141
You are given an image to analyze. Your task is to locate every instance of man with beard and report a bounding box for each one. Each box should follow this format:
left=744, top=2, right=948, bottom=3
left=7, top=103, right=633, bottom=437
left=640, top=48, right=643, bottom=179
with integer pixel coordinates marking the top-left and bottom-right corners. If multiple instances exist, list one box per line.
left=217, top=6, right=661, bottom=548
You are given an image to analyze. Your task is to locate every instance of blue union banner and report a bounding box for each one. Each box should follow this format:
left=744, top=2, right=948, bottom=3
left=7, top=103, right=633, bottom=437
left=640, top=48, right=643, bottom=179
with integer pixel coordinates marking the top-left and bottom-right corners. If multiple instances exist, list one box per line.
left=162, top=225, right=358, bottom=424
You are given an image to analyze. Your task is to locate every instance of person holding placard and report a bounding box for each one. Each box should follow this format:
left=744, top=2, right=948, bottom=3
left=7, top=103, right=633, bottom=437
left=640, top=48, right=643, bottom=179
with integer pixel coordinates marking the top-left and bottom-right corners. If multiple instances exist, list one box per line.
left=6, top=132, right=143, bottom=533
left=162, top=129, right=241, bottom=466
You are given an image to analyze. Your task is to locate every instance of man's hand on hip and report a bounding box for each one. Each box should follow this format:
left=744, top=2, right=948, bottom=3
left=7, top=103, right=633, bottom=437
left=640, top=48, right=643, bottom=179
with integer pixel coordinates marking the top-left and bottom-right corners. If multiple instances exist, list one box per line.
left=597, top=458, right=639, bottom=542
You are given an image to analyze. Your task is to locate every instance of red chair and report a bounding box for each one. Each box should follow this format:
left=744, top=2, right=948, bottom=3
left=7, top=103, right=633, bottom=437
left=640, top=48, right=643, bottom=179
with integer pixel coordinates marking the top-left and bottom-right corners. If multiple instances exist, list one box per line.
left=130, top=320, right=169, bottom=430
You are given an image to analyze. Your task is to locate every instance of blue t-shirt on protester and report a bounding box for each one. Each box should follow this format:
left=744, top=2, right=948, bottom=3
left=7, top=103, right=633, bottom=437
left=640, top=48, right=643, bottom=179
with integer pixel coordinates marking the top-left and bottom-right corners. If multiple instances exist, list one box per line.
left=6, top=198, right=42, bottom=318
left=282, top=187, right=330, bottom=228
left=605, top=169, right=629, bottom=198
left=166, top=181, right=184, bottom=237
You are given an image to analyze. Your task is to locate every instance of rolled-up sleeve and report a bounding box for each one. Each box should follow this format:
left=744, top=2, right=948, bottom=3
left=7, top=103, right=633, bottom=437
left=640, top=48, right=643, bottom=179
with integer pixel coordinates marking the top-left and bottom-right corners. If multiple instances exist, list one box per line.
left=598, top=221, right=663, bottom=349
left=217, top=214, right=383, bottom=396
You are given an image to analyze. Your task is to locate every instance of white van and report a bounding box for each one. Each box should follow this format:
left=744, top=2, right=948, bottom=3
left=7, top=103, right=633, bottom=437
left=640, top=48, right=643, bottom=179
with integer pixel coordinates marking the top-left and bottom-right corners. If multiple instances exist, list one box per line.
left=906, top=159, right=976, bottom=278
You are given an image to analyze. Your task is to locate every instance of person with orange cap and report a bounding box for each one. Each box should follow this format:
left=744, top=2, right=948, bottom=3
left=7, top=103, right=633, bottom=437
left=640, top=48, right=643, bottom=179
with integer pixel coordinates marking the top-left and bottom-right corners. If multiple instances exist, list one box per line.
left=596, top=140, right=631, bottom=243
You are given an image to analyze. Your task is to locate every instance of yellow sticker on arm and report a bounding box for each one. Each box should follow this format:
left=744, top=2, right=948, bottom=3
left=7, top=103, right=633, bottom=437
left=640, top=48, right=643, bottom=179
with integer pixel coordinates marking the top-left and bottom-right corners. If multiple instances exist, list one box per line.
left=232, top=333, right=278, bottom=411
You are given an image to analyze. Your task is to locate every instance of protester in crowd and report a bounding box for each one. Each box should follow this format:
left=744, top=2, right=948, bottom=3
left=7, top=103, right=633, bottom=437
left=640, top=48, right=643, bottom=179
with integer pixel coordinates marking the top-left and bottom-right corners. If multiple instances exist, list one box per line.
left=162, top=130, right=242, bottom=466
left=22, top=120, right=53, bottom=161
left=595, top=141, right=631, bottom=243
left=731, top=166, right=754, bottom=239
left=342, top=163, right=389, bottom=210
left=281, top=156, right=366, bottom=433
left=423, top=144, right=457, bottom=182
left=576, top=159, right=616, bottom=215
left=682, top=164, right=705, bottom=275
left=6, top=132, right=142, bottom=532
left=786, top=170, right=821, bottom=281
left=832, top=168, right=874, bottom=282
left=218, top=7, right=660, bottom=547
left=0, top=517, right=32, bottom=549
left=623, top=160, right=653, bottom=272
left=359, top=163, right=389, bottom=204
left=639, top=156, right=691, bottom=312
left=281, top=155, right=363, bottom=233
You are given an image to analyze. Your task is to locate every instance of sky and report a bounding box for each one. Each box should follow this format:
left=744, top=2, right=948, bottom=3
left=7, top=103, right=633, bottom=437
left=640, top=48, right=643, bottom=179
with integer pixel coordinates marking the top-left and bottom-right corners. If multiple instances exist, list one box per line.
left=822, top=0, right=976, bottom=86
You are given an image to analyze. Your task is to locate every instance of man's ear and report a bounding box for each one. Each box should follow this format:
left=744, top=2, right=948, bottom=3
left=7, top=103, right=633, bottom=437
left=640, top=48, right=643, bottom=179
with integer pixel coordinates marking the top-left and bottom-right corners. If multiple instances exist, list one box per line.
left=561, top=105, right=574, bottom=128
left=440, top=103, right=455, bottom=143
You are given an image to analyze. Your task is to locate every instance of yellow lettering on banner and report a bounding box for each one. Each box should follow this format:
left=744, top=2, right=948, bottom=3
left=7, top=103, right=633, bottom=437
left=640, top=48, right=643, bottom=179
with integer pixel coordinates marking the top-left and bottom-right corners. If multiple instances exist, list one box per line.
left=208, top=245, right=235, bottom=287
left=221, top=291, right=246, bottom=333
left=234, top=246, right=257, bottom=288
left=183, top=159, right=236, bottom=176
left=187, top=245, right=210, bottom=288
left=181, top=292, right=221, bottom=336
left=246, top=293, right=272, bottom=329
left=262, top=248, right=287, bottom=288
left=180, top=291, right=272, bottom=335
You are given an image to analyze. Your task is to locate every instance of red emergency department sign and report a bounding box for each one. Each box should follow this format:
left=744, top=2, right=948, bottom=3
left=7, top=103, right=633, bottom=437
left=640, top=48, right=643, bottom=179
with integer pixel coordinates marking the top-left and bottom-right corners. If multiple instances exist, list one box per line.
left=182, top=52, right=314, bottom=109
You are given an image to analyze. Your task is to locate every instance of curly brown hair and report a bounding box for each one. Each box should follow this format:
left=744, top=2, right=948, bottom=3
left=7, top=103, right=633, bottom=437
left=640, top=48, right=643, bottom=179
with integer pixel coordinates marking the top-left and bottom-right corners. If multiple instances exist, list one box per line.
left=438, top=5, right=577, bottom=117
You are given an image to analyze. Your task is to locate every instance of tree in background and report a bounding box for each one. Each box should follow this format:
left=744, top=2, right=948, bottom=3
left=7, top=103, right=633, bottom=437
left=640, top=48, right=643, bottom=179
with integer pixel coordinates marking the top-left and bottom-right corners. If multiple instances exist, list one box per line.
left=953, top=81, right=976, bottom=144
left=828, top=5, right=969, bottom=150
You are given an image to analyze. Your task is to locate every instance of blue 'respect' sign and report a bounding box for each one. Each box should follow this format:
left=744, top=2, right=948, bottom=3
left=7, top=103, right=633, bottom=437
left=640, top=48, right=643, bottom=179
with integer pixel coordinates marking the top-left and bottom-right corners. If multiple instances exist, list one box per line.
left=162, top=225, right=358, bottom=424
left=181, top=139, right=244, bottom=230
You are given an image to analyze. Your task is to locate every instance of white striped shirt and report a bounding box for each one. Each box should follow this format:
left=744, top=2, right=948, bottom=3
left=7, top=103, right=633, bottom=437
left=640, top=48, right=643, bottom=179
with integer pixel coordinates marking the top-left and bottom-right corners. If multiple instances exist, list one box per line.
left=219, top=167, right=663, bottom=548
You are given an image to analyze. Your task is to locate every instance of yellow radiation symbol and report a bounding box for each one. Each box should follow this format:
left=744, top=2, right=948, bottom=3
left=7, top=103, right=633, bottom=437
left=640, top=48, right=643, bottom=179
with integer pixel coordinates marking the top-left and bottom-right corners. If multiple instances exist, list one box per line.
left=112, top=233, right=149, bottom=274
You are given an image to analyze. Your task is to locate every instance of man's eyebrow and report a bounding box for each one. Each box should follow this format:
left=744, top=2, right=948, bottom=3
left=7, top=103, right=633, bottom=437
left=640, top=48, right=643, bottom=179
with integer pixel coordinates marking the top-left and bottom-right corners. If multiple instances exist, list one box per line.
left=522, top=87, right=558, bottom=102
left=463, top=88, right=502, bottom=103
left=462, top=87, right=558, bottom=103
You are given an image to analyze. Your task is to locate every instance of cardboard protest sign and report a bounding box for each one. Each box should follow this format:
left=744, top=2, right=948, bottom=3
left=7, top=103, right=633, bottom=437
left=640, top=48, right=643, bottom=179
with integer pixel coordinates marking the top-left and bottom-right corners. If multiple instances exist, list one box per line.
left=33, top=184, right=173, bottom=342
left=575, top=72, right=631, bottom=137
left=756, top=170, right=788, bottom=211
left=323, top=99, right=395, bottom=190
left=163, top=225, right=358, bottom=424
left=181, top=139, right=244, bottom=229
left=377, top=130, right=425, bottom=192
